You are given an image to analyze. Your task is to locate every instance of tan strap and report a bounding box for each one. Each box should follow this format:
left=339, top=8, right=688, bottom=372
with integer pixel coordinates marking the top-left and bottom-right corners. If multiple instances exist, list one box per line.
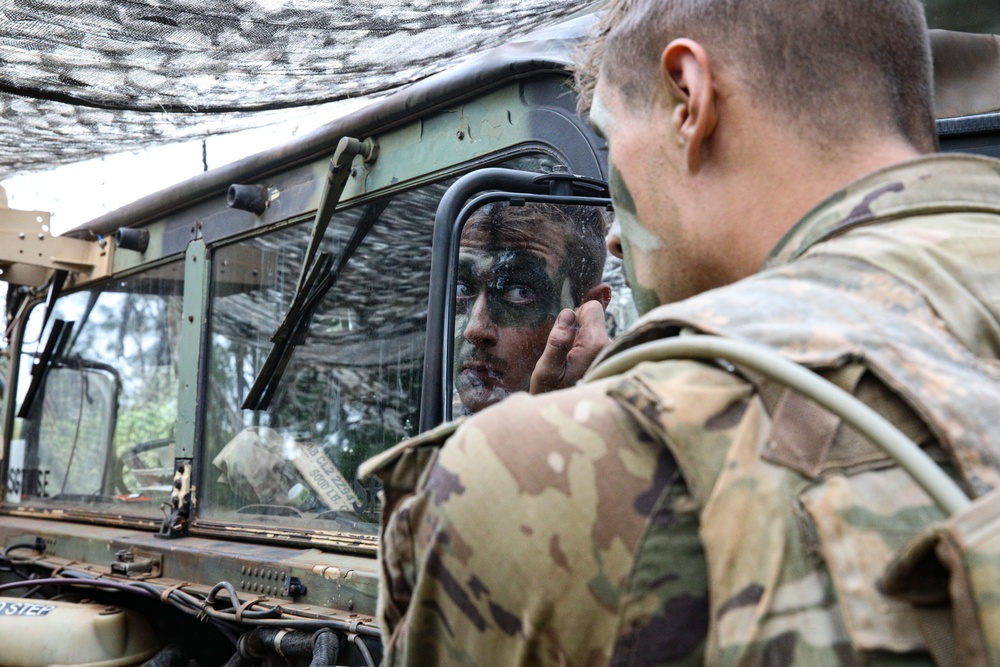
left=235, top=596, right=267, bottom=623
left=159, top=581, right=191, bottom=604
left=48, top=561, right=78, bottom=577
left=915, top=606, right=959, bottom=667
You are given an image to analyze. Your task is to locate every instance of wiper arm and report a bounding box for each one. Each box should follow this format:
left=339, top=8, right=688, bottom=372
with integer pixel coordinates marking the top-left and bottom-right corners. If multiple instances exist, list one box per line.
left=296, top=137, right=378, bottom=296
left=242, top=195, right=391, bottom=411
left=241, top=251, right=333, bottom=410
left=242, top=137, right=378, bottom=411
left=17, top=318, right=74, bottom=419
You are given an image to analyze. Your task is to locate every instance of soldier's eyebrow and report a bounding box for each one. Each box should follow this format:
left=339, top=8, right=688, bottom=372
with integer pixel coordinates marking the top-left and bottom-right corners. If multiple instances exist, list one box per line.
left=588, top=93, right=610, bottom=141
left=589, top=114, right=607, bottom=140
left=591, top=122, right=606, bottom=141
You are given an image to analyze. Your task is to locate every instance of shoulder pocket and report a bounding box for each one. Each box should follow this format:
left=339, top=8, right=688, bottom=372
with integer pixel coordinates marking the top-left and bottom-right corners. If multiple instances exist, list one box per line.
left=800, top=467, right=947, bottom=654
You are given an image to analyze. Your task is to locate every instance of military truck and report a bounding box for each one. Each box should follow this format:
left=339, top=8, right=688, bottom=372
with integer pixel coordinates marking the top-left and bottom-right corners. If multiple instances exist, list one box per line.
left=0, top=7, right=997, bottom=667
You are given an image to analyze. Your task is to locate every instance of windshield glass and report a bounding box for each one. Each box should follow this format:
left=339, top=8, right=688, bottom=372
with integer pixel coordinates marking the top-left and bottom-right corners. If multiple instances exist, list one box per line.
left=202, top=182, right=446, bottom=534
left=6, top=261, right=184, bottom=513
left=201, top=154, right=565, bottom=536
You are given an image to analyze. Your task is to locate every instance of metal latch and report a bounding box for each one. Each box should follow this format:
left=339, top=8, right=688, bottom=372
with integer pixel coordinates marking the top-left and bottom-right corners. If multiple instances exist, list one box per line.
left=111, top=548, right=163, bottom=578
left=156, top=459, right=193, bottom=539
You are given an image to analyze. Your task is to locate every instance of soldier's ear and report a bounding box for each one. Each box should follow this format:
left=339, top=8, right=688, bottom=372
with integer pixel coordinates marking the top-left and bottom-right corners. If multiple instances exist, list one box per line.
left=661, top=38, right=718, bottom=174
left=584, top=283, right=612, bottom=310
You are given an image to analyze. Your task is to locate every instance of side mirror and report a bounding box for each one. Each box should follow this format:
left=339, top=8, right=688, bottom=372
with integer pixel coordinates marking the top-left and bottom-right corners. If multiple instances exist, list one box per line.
left=421, top=168, right=637, bottom=428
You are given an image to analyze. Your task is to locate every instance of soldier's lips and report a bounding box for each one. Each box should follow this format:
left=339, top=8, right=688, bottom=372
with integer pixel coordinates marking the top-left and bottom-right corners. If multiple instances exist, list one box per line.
left=461, top=360, right=502, bottom=381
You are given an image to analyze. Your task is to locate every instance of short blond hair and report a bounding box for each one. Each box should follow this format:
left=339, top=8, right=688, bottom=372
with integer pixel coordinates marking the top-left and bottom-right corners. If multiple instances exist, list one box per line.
left=576, top=0, right=938, bottom=154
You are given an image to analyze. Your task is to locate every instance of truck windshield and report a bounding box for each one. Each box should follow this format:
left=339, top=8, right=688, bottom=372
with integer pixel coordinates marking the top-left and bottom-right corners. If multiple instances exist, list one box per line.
left=200, top=182, right=443, bottom=534
left=7, top=261, right=184, bottom=512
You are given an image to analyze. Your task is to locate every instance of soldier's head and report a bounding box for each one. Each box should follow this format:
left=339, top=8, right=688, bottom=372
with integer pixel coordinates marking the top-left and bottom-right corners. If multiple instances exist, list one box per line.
left=577, top=0, right=937, bottom=311
left=455, top=201, right=610, bottom=413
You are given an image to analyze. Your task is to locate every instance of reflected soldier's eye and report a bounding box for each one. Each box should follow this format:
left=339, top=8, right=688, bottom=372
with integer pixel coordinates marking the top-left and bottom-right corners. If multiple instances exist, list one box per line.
left=503, top=285, right=535, bottom=305
left=456, top=281, right=476, bottom=311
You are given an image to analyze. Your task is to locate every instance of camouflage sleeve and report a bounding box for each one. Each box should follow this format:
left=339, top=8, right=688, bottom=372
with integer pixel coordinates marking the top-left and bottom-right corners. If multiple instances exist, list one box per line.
left=376, top=360, right=758, bottom=667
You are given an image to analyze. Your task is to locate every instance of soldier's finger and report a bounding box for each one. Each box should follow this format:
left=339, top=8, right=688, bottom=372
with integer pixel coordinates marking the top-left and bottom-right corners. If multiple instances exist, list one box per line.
left=564, top=300, right=610, bottom=378
left=530, top=309, right=578, bottom=394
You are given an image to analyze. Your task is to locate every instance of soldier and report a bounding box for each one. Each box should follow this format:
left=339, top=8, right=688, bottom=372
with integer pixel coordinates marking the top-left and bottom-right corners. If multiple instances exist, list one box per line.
left=455, top=201, right=611, bottom=413
left=363, top=0, right=1000, bottom=664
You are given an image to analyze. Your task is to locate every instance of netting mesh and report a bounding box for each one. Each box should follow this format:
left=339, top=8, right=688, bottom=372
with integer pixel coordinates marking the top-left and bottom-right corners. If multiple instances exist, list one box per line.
left=3, top=0, right=998, bottom=182
left=0, top=0, right=595, bottom=179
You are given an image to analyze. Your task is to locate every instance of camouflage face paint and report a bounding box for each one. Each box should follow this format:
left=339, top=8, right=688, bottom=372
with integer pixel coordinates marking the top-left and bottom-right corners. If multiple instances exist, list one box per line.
left=593, top=91, right=663, bottom=314
left=609, top=165, right=661, bottom=313
left=609, top=164, right=661, bottom=254
left=456, top=250, right=564, bottom=328
left=453, top=248, right=570, bottom=413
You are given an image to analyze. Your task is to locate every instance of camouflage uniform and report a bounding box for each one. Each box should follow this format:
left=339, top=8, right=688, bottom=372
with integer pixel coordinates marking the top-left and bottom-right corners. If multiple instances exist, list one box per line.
left=361, top=153, right=1000, bottom=666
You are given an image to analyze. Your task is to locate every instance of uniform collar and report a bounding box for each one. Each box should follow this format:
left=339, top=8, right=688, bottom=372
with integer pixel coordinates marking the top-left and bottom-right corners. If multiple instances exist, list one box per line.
left=763, top=153, right=1000, bottom=269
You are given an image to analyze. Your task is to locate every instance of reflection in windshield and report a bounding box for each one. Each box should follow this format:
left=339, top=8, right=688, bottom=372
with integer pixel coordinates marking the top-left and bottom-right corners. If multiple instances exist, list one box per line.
left=8, top=262, right=183, bottom=512
left=202, top=185, right=442, bottom=533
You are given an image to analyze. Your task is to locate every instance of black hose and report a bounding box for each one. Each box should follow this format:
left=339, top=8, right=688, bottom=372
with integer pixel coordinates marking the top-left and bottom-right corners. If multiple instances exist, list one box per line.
left=222, top=651, right=256, bottom=667
left=240, top=629, right=314, bottom=659
left=310, top=629, right=340, bottom=667
left=1, top=539, right=44, bottom=576
left=140, top=644, right=189, bottom=667
left=238, top=628, right=341, bottom=666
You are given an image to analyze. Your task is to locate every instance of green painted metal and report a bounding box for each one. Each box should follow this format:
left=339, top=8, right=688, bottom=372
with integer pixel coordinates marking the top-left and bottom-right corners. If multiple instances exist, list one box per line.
left=341, top=80, right=553, bottom=202
left=175, top=239, right=209, bottom=459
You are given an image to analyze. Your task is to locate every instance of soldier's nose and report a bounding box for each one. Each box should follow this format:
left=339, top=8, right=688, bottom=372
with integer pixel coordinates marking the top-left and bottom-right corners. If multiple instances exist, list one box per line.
left=463, top=295, right=497, bottom=346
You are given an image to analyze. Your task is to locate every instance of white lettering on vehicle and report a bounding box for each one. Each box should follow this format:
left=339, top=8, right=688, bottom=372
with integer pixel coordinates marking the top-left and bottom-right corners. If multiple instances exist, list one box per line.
left=0, top=602, right=56, bottom=617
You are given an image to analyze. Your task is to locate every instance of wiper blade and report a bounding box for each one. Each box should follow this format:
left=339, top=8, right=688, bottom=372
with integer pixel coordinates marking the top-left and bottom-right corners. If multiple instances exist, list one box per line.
left=241, top=251, right=334, bottom=410
left=242, top=196, right=391, bottom=410
left=17, top=318, right=74, bottom=419
left=242, top=137, right=378, bottom=411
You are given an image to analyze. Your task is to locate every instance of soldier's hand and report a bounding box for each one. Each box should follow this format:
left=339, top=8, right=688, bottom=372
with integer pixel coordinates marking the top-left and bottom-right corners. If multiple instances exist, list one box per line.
left=530, top=300, right=610, bottom=394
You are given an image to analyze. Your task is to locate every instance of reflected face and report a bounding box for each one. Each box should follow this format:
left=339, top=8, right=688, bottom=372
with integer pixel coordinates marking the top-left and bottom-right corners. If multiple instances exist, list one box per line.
left=454, top=240, right=572, bottom=413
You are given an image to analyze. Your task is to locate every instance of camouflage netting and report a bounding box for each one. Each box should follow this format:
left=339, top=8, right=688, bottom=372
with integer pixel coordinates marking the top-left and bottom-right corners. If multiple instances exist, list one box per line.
left=0, top=0, right=596, bottom=180
left=1, top=0, right=998, bottom=182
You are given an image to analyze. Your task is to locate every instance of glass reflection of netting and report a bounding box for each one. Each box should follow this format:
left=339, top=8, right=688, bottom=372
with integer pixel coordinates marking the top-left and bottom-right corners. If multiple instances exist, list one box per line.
left=202, top=185, right=441, bottom=534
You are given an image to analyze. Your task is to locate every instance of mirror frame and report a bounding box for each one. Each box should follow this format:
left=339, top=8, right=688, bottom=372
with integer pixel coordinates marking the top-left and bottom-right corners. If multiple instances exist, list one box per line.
left=420, top=168, right=612, bottom=430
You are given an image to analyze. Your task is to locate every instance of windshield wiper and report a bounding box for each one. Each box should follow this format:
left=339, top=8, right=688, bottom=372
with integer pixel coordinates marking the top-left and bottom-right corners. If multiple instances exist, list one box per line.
left=242, top=137, right=379, bottom=411
left=17, top=318, right=74, bottom=419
